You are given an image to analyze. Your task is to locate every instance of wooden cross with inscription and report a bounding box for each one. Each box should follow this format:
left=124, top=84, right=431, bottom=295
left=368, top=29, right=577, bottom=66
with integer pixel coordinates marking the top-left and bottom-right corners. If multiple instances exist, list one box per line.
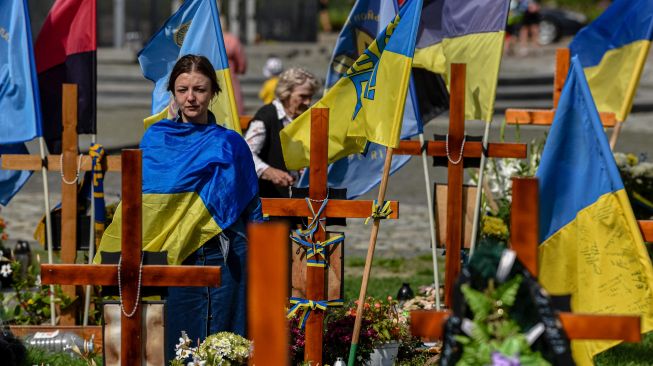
left=261, top=108, right=399, bottom=364
left=410, top=177, right=641, bottom=349
left=39, top=149, right=221, bottom=366
left=394, top=64, right=528, bottom=306
left=1, top=84, right=120, bottom=324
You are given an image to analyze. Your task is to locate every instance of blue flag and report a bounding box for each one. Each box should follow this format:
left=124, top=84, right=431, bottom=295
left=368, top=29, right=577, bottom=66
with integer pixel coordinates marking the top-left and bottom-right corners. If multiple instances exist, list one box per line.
left=0, top=0, right=41, bottom=205
left=298, top=0, right=422, bottom=199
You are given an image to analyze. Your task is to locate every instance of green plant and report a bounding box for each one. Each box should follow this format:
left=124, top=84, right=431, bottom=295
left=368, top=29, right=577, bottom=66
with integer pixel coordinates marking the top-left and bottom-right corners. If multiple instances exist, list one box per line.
left=26, top=346, right=102, bottom=366
left=0, top=261, right=72, bottom=325
left=454, top=276, right=550, bottom=366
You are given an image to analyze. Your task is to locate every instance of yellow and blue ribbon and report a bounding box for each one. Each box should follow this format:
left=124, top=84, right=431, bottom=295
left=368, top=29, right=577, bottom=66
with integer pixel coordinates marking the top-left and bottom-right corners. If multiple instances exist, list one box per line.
left=364, top=200, right=392, bottom=224
left=287, top=297, right=344, bottom=329
left=290, top=234, right=344, bottom=268
left=294, top=197, right=329, bottom=239
left=89, top=144, right=106, bottom=242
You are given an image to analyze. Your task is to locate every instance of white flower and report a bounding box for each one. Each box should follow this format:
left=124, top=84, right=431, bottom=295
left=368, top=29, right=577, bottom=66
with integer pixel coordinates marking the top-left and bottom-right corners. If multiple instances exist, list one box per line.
left=0, top=264, right=12, bottom=278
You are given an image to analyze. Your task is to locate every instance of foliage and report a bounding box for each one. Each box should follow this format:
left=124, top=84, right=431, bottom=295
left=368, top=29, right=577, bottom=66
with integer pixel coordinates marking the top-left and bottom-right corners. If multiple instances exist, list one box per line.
left=26, top=346, right=102, bottom=366
left=454, top=276, right=550, bottom=366
left=0, top=261, right=72, bottom=325
left=614, top=152, right=653, bottom=221
left=171, top=331, right=251, bottom=366
left=595, top=331, right=653, bottom=365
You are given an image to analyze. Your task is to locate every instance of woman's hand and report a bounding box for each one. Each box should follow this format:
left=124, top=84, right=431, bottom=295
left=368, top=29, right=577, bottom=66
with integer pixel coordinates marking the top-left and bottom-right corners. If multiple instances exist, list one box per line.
left=261, top=167, right=295, bottom=187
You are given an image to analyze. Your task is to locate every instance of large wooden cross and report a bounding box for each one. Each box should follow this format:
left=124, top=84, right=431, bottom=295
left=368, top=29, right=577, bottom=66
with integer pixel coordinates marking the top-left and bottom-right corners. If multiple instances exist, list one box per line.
left=39, top=149, right=222, bottom=366
left=261, top=108, right=399, bottom=364
left=410, top=177, right=641, bottom=347
left=394, top=63, right=528, bottom=306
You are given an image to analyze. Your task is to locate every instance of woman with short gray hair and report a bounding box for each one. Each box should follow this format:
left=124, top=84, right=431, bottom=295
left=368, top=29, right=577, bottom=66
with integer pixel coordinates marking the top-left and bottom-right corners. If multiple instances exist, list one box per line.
left=244, top=67, right=320, bottom=198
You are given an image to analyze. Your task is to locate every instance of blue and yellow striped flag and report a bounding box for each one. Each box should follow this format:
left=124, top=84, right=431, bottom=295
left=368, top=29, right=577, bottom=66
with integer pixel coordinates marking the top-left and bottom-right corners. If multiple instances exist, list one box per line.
left=280, top=0, right=423, bottom=170
left=95, top=120, right=258, bottom=265
left=537, top=57, right=653, bottom=366
left=138, top=0, right=240, bottom=133
left=569, top=0, right=653, bottom=122
left=412, top=0, right=509, bottom=122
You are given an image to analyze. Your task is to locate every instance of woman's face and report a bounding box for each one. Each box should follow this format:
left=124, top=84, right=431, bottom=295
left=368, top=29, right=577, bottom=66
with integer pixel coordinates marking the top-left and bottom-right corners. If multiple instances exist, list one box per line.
left=173, top=71, right=213, bottom=123
left=283, top=81, right=314, bottom=119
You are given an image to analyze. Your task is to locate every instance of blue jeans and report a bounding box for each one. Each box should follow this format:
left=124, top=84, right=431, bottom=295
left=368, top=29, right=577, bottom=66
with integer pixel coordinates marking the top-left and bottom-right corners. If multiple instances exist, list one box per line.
left=165, top=228, right=247, bottom=362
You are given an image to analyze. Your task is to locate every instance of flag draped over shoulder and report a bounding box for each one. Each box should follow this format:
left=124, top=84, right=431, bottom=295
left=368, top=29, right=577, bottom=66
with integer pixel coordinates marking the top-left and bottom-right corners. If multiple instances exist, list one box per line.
left=0, top=0, right=42, bottom=205
left=35, top=0, right=96, bottom=154
left=281, top=0, right=423, bottom=171
left=569, top=0, right=653, bottom=122
left=413, top=0, right=509, bottom=122
left=95, top=120, right=258, bottom=265
left=536, top=57, right=653, bottom=366
left=139, top=0, right=241, bottom=133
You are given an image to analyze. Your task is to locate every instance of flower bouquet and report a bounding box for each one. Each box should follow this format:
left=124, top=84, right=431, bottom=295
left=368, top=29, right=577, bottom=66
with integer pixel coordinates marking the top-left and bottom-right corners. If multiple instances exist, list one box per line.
left=171, top=331, right=251, bottom=366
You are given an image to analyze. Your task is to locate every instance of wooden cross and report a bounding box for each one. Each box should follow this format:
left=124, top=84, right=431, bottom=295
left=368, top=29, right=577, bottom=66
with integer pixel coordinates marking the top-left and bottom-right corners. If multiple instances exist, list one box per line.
left=410, top=177, right=641, bottom=345
left=39, top=149, right=222, bottom=366
left=1, top=84, right=120, bottom=324
left=248, top=222, right=290, bottom=365
left=261, top=108, right=399, bottom=364
left=394, top=63, right=528, bottom=306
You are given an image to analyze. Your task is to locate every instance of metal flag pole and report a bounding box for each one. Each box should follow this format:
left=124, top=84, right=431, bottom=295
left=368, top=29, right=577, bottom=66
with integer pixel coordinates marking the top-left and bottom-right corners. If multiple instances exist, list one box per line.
left=38, top=137, right=56, bottom=325
left=469, top=121, right=491, bottom=256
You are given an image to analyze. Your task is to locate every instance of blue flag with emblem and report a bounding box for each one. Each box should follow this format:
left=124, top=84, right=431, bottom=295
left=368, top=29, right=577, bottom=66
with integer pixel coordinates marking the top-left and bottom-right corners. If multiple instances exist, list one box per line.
left=0, top=0, right=42, bottom=205
left=298, top=0, right=423, bottom=199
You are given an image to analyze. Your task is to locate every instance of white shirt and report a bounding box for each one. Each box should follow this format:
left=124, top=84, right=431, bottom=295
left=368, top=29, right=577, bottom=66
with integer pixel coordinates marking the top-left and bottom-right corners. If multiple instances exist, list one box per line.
left=244, top=99, right=298, bottom=180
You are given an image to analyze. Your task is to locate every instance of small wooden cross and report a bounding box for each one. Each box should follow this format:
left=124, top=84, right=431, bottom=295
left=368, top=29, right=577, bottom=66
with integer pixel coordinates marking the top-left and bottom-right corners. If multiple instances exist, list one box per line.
left=261, top=108, right=399, bottom=364
left=394, top=63, right=528, bottom=306
left=40, top=149, right=222, bottom=366
left=410, top=177, right=641, bottom=345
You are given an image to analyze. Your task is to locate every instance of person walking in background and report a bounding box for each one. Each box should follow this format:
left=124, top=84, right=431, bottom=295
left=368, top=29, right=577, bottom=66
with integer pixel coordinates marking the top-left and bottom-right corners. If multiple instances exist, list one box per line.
left=258, top=57, right=284, bottom=104
left=221, top=17, right=247, bottom=114
left=518, top=0, right=541, bottom=56
left=245, top=68, right=320, bottom=198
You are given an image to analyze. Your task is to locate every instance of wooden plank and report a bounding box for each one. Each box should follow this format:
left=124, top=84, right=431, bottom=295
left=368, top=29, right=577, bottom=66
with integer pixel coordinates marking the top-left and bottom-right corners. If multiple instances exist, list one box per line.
left=409, top=310, right=449, bottom=340
left=10, top=325, right=103, bottom=353
left=552, top=48, right=570, bottom=109
left=505, top=109, right=617, bottom=127
left=240, top=115, right=253, bottom=131
left=395, top=140, right=527, bottom=158
left=558, top=313, right=641, bottom=342
left=510, top=178, right=539, bottom=277
left=291, top=231, right=343, bottom=299
left=304, top=108, right=329, bottom=364
left=638, top=220, right=653, bottom=242
left=40, top=265, right=221, bottom=287
left=261, top=198, right=399, bottom=219
left=121, top=150, right=142, bottom=365
left=1, top=154, right=122, bottom=172
left=444, top=63, right=466, bottom=307
left=248, top=223, right=289, bottom=365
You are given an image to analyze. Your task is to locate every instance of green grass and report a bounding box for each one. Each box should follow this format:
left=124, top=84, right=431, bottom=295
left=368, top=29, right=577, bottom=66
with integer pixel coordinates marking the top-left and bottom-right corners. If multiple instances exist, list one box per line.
left=595, top=332, right=653, bottom=366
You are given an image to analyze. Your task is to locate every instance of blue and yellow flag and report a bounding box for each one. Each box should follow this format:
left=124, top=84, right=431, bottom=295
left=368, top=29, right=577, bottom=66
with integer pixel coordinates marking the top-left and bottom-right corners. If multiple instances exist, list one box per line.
left=537, top=57, right=653, bottom=365
left=281, top=0, right=423, bottom=170
left=413, top=0, right=509, bottom=122
left=138, top=0, right=240, bottom=133
left=95, top=120, right=258, bottom=265
left=569, top=0, right=653, bottom=122
left=0, top=0, right=42, bottom=205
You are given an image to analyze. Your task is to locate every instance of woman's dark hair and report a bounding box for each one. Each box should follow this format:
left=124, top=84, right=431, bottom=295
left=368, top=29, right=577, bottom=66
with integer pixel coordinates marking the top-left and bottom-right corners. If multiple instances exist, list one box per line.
left=167, top=54, right=221, bottom=97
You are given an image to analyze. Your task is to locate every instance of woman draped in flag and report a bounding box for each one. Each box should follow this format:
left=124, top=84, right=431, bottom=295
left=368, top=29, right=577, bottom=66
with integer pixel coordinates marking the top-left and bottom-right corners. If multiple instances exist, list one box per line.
left=96, top=54, right=262, bottom=362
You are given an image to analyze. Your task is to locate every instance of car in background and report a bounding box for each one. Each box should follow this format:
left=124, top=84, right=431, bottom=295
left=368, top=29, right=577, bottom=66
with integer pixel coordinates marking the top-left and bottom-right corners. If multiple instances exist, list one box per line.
left=539, top=7, right=588, bottom=45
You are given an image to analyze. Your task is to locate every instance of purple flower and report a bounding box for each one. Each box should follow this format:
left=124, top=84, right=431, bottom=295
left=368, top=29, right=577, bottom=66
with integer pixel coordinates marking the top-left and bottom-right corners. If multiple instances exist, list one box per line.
left=491, top=352, right=521, bottom=366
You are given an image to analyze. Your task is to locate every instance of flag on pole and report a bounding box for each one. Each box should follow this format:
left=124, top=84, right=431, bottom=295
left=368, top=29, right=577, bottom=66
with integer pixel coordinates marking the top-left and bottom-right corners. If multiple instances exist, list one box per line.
left=0, top=0, right=42, bottom=205
left=536, top=57, right=653, bottom=365
left=413, top=0, right=509, bottom=122
left=139, top=0, right=241, bottom=133
left=281, top=0, right=423, bottom=170
left=569, top=0, right=653, bottom=122
left=35, top=0, right=96, bottom=154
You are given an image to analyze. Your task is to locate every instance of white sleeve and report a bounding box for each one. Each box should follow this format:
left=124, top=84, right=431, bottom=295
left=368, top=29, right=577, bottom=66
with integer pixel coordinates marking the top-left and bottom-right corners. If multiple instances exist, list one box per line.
left=244, top=120, right=271, bottom=177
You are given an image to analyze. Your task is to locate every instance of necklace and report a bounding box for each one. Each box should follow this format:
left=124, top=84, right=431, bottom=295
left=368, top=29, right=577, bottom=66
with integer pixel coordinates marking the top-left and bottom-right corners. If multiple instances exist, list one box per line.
left=59, top=154, right=83, bottom=185
left=445, top=134, right=466, bottom=165
left=117, top=253, right=144, bottom=318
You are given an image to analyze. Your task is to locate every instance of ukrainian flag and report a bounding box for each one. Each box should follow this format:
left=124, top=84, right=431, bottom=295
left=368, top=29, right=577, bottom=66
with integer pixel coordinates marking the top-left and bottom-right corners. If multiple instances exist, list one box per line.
left=537, top=57, right=653, bottom=365
left=281, top=0, right=422, bottom=170
left=95, top=120, right=258, bottom=265
left=138, top=0, right=240, bottom=133
left=569, top=0, right=653, bottom=122
left=412, top=0, right=509, bottom=122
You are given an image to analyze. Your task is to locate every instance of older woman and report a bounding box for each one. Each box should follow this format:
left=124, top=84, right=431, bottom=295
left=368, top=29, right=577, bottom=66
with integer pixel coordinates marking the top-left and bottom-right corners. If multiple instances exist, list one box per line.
left=244, top=67, right=321, bottom=198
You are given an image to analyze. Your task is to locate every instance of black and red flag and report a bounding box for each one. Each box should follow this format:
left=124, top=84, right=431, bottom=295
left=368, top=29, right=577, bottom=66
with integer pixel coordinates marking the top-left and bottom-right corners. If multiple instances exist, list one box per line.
left=35, top=0, right=96, bottom=154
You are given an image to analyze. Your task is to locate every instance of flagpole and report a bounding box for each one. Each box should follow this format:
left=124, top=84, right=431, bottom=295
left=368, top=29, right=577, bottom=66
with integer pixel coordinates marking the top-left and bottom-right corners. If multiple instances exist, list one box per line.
left=83, top=135, right=97, bottom=326
left=419, top=133, right=441, bottom=310
left=469, top=121, right=491, bottom=256
left=348, top=146, right=394, bottom=366
left=38, top=137, right=56, bottom=325
left=609, top=120, right=623, bottom=150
